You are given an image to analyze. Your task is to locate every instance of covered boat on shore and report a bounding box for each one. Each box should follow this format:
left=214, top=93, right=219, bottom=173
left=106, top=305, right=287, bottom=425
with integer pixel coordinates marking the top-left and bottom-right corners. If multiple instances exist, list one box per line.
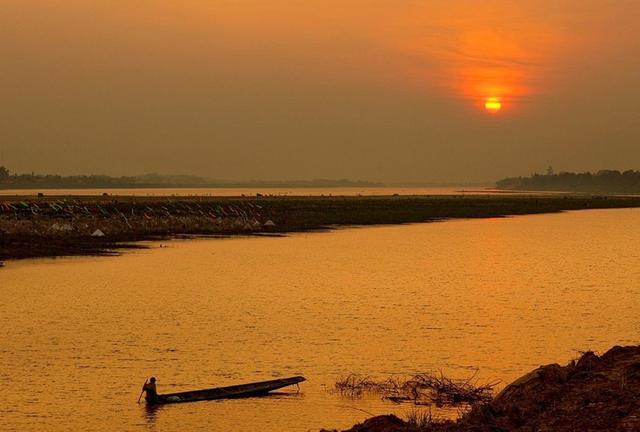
left=143, top=376, right=306, bottom=405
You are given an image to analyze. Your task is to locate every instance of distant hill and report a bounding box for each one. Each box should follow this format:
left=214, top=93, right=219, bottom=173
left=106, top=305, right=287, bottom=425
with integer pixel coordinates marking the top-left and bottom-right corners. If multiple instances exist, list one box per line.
left=0, top=166, right=382, bottom=189
left=496, top=170, right=640, bottom=194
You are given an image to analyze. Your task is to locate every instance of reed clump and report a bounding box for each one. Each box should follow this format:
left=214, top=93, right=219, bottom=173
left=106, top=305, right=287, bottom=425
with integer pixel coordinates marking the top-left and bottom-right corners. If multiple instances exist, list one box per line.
left=405, top=409, right=437, bottom=430
left=335, top=372, right=497, bottom=407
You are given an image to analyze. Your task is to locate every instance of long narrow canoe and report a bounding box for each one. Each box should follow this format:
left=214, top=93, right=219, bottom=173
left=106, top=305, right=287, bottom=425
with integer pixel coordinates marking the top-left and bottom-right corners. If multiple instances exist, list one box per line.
left=150, top=376, right=306, bottom=405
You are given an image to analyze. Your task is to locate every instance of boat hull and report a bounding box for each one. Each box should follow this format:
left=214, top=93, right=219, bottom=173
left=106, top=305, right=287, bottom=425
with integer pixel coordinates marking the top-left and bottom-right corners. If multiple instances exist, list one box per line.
left=149, top=376, right=305, bottom=405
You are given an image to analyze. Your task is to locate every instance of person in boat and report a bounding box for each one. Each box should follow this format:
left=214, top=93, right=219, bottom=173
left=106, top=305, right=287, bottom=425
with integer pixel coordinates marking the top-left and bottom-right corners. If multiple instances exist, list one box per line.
left=142, top=377, right=159, bottom=404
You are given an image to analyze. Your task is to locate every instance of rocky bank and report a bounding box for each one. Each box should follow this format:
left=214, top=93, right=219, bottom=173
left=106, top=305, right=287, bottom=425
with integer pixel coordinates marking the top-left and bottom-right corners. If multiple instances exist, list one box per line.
left=341, top=346, right=640, bottom=432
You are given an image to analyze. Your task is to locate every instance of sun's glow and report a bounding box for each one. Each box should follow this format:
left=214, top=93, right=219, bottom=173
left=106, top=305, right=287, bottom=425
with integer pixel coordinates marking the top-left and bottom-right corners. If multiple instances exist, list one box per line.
left=484, top=97, right=502, bottom=113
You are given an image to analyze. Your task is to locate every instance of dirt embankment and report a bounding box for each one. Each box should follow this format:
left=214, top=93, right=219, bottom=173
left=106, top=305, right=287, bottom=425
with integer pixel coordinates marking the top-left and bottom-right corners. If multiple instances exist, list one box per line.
left=341, top=346, right=640, bottom=432
left=2, top=194, right=640, bottom=261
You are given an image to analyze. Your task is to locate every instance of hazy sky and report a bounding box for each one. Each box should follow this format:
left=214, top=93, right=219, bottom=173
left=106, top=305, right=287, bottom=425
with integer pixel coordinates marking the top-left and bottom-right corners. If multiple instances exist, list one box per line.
left=1, top=1, right=639, bottom=182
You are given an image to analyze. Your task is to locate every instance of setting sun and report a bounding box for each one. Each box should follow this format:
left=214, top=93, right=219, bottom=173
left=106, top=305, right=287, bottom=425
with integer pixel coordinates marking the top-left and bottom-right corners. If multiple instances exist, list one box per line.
left=484, top=97, right=502, bottom=113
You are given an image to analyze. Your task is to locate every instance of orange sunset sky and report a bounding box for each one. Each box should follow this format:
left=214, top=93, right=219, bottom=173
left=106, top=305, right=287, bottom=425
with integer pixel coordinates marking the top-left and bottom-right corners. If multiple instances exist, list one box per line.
left=1, top=1, right=639, bottom=182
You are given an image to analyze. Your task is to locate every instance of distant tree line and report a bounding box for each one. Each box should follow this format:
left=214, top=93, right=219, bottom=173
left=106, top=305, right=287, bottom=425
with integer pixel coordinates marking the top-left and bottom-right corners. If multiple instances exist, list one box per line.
left=0, top=166, right=382, bottom=189
left=0, top=167, right=209, bottom=189
left=496, top=170, right=640, bottom=194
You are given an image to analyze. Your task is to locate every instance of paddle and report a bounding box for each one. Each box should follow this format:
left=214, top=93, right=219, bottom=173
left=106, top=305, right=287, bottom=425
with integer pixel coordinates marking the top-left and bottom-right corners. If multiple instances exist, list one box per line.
left=137, top=378, right=148, bottom=403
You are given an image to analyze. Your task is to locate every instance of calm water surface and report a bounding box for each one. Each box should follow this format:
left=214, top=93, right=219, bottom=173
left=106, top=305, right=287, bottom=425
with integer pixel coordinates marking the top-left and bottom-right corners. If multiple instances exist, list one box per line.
left=1, top=209, right=640, bottom=431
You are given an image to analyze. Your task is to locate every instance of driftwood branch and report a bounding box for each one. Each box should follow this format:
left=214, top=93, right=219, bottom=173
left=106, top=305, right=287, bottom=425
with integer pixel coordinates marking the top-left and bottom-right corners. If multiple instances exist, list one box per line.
left=334, top=372, right=498, bottom=407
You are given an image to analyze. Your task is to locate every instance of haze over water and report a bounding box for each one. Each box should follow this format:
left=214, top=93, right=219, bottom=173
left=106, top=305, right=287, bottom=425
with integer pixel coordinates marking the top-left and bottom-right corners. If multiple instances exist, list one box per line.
left=2, top=0, right=640, bottom=430
left=2, top=209, right=639, bottom=431
left=1, top=1, right=639, bottom=182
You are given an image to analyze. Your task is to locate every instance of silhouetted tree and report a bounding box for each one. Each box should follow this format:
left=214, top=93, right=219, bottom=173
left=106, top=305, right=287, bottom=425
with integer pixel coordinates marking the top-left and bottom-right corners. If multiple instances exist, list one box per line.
left=497, top=169, right=640, bottom=193
left=0, top=166, right=9, bottom=180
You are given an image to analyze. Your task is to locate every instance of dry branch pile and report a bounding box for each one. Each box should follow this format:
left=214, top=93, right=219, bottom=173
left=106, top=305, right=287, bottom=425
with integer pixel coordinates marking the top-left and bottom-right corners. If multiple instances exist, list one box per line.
left=335, top=372, right=497, bottom=407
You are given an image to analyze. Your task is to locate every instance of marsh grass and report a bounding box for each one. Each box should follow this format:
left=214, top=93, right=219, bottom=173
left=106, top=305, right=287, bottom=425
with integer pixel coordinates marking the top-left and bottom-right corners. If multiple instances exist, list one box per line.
left=405, top=408, right=436, bottom=430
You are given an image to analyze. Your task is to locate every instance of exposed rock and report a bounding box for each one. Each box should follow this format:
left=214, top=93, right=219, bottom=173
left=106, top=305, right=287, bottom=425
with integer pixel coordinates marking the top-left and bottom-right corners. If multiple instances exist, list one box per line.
left=344, top=415, right=414, bottom=432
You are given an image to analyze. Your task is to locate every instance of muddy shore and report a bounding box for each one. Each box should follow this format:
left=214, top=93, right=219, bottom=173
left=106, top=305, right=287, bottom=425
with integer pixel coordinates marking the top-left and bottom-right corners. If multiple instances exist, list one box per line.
left=338, top=346, right=640, bottom=431
left=2, top=194, right=640, bottom=261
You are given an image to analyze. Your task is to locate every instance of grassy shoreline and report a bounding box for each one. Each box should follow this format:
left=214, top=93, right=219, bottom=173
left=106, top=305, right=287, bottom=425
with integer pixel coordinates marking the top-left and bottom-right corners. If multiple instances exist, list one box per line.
left=2, top=194, right=640, bottom=261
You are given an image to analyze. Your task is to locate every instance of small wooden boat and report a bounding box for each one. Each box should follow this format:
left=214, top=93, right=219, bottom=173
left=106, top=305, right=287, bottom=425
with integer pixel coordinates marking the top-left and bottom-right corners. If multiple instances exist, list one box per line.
left=148, top=376, right=306, bottom=405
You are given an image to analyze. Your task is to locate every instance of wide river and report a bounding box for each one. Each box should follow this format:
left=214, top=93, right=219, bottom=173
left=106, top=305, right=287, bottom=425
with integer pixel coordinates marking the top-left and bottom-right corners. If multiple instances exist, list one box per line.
left=2, top=209, right=639, bottom=431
